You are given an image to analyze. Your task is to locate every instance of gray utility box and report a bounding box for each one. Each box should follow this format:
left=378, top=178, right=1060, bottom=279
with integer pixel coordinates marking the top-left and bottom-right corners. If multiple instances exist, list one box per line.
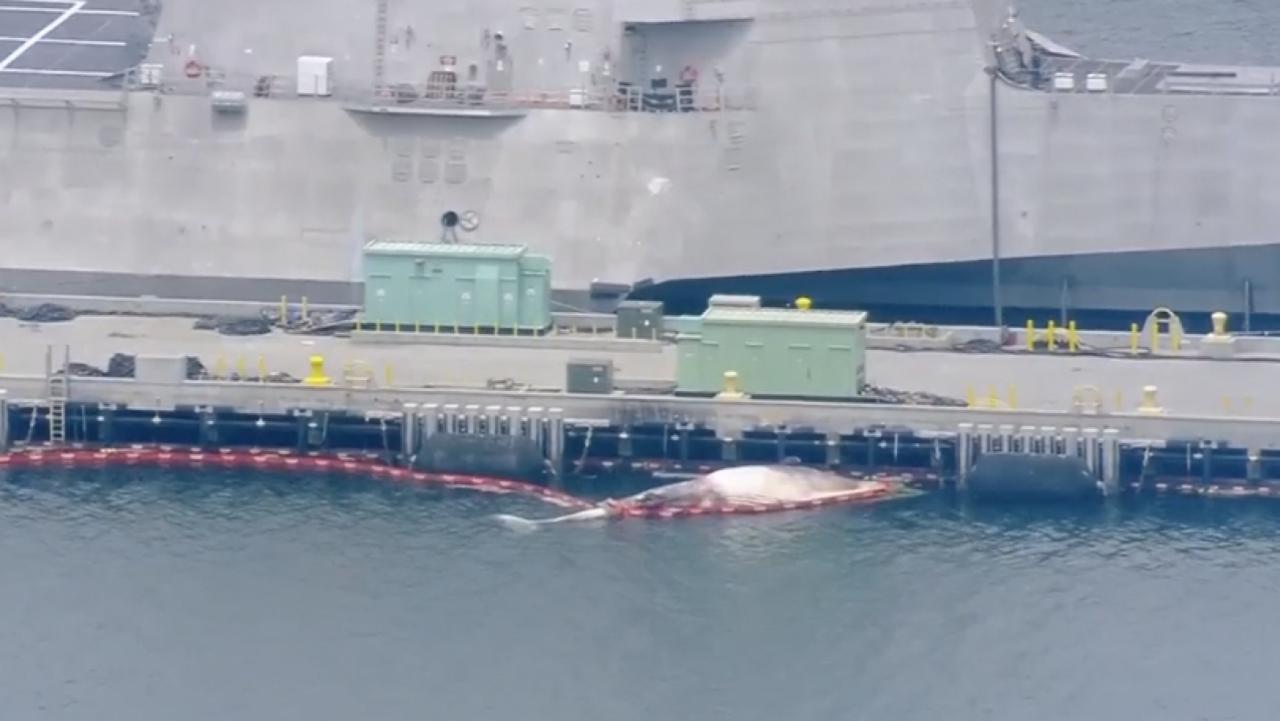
left=135, top=355, right=188, bottom=384
left=566, top=359, right=615, bottom=394
left=616, top=300, right=664, bottom=340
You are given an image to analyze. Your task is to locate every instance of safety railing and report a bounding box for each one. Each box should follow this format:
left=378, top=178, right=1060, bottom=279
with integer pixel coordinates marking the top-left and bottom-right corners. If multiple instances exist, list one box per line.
left=1000, top=52, right=1280, bottom=98
left=120, top=65, right=758, bottom=113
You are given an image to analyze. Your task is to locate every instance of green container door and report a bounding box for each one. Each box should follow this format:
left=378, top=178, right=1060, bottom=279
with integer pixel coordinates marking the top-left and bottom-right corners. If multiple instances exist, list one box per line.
left=456, top=277, right=476, bottom=329
left=500, top=275, right=519, bottom=332
left=366, top=274, right=397, bottom=325
left=411, top=277, right=432, bottom=328
left=475, top=264, right=500, bottom=328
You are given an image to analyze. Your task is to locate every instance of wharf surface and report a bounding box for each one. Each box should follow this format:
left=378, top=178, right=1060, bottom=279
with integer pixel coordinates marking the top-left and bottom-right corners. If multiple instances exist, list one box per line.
left=3, top=316, right=1280, bottom=491
left=0, top=317, right=1278, bottom=418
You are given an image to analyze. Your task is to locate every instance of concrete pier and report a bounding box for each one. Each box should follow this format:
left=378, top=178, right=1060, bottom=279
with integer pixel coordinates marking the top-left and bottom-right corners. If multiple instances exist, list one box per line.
left=401, top=403, right=419, bottom=461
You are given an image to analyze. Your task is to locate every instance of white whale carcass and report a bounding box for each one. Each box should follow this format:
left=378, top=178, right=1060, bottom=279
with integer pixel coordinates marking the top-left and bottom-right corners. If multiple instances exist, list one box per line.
left=493, top=465, right=904, bottom=530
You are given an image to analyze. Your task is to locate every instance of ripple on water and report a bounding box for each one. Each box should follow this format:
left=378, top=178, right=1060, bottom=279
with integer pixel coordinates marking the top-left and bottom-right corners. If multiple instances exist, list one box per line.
left=3, top=468, right=1280, bottom=721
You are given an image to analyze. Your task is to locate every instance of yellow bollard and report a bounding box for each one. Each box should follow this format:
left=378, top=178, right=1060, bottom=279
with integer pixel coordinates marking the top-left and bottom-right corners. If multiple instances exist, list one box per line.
left=1150, top=321, right=1159, bottom=353
left=235, top=355, right=247, bottom=379
left=384, top=363, right=394, bottom=387
left=1171, top=325, right=1182, bottom=352
left=965, top=386, right=976, bottom=407
left=1046, top=320, right=1056, bottom=351
left=1211, top=311, right=1229, bottom=337
left=302, top=355, right=332, bottom=386
left=415, top=319, right=421, bottom=334
left=257, top=355, right=268, bottom=382
left=716, top=370, right=746, bottom=399
left=213, top=356, right=227, bottom=378
left=1114, top=389, right=1123, bottom=411
left=987, top=386, right=998, bottom=407
left=1007, top=385, right=1018, bottom=409
left=1137, top=385, right=1165, bottom=415
left=1068, top=321, right=1079, bottom=353
left=1025, top=320, right=1035, bottom=351
left=1130, top=323, right=1140, bottom=355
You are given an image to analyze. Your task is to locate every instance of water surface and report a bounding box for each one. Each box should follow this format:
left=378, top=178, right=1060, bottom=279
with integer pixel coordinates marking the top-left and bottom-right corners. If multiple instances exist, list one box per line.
left=2, top=467, right=1278, bottom=721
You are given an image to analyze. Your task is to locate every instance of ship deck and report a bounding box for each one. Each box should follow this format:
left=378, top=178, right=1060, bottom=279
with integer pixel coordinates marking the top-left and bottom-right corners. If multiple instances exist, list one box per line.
left=0, top=0, right=146, bottom=90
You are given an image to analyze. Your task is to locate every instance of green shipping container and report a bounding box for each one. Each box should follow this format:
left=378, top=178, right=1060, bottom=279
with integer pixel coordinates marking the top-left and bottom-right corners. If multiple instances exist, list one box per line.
left=676, top=306, right=867, bottom=399
left=361, top=241, right=551, bottom=331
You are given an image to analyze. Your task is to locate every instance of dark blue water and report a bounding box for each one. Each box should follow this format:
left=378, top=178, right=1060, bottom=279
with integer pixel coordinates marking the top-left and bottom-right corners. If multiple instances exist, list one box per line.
left=3, top=467, right=1279, bottom=721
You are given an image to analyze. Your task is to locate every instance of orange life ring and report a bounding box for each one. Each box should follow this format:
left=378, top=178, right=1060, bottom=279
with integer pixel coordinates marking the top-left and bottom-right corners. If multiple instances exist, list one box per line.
left=679, top=65, right=699, bottom=84
left=183, top=59, right=203, bottom=78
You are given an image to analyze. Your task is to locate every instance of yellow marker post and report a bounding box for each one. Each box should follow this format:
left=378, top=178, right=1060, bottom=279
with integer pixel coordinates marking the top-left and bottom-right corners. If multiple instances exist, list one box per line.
left=1171, top=325, right=1182, bottom=352
left=1007, top=385, right=1018, bottom=410
left=1025, top=320, right=1035, bottom=351
left=1114, top=390, right=1124, bottom=412
left=302, top=355, right=332, bottom=386
left=1068, top=321, right=1079, bottom=353
left=1046, top=320, right=1056, bottom=351
left=1150, top=321, right=1160, bottom=353
left=1130, top=323, right=1140, bottom=355
left=235, top=355, right=247, bottom=379
left=213, top=356, right=227, bottom=378
left=257, top=355, right=268, bottom=382
left=384, top=363, right=394, bottom=387
left=987, top=387, right=999, bottom=407
left=966, top=386, right=976, bottom=407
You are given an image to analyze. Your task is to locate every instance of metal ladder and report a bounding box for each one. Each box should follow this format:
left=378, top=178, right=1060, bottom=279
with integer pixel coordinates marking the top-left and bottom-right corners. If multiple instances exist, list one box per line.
left=373, top=0, right=389, bottom=91
left=44, top=346, right=68, bottom=445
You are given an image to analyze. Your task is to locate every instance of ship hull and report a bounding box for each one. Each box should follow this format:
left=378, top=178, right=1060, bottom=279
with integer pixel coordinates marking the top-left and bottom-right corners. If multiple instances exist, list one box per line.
left=634, top=242, right=1280, bottom=330
left=4, top=240, right=1275, bottom=331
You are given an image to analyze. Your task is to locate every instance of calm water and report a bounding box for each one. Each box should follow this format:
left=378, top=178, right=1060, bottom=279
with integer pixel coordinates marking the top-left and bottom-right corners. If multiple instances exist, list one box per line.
left=3, top=467, right=1280, bottom=721
left=1020, top=0, right=1280, bottom=65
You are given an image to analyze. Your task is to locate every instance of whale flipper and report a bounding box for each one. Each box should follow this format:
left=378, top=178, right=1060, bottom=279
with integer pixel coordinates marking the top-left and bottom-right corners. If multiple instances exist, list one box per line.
left=491, top=514, right=545, bottom=533
left=491, top=507, right=610, bottom=531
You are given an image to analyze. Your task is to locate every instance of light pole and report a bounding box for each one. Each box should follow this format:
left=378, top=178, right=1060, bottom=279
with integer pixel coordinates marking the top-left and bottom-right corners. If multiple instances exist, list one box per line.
left=987, top=64, right=1005, bottom=333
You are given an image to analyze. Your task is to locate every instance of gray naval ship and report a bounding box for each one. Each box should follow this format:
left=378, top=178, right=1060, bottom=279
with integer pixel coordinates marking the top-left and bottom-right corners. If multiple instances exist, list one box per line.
left=1, top=0, right=1278, bottom=326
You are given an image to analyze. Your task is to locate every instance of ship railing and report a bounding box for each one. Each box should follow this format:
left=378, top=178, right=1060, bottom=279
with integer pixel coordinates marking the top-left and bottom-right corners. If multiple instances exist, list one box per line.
left=119, top=65, right=759, bottom=111
left=123, top=65, right=317, bottom=100
left=1019, top=56, right=1280, bottom=97
left=360, top=82, right=757, bottom=112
